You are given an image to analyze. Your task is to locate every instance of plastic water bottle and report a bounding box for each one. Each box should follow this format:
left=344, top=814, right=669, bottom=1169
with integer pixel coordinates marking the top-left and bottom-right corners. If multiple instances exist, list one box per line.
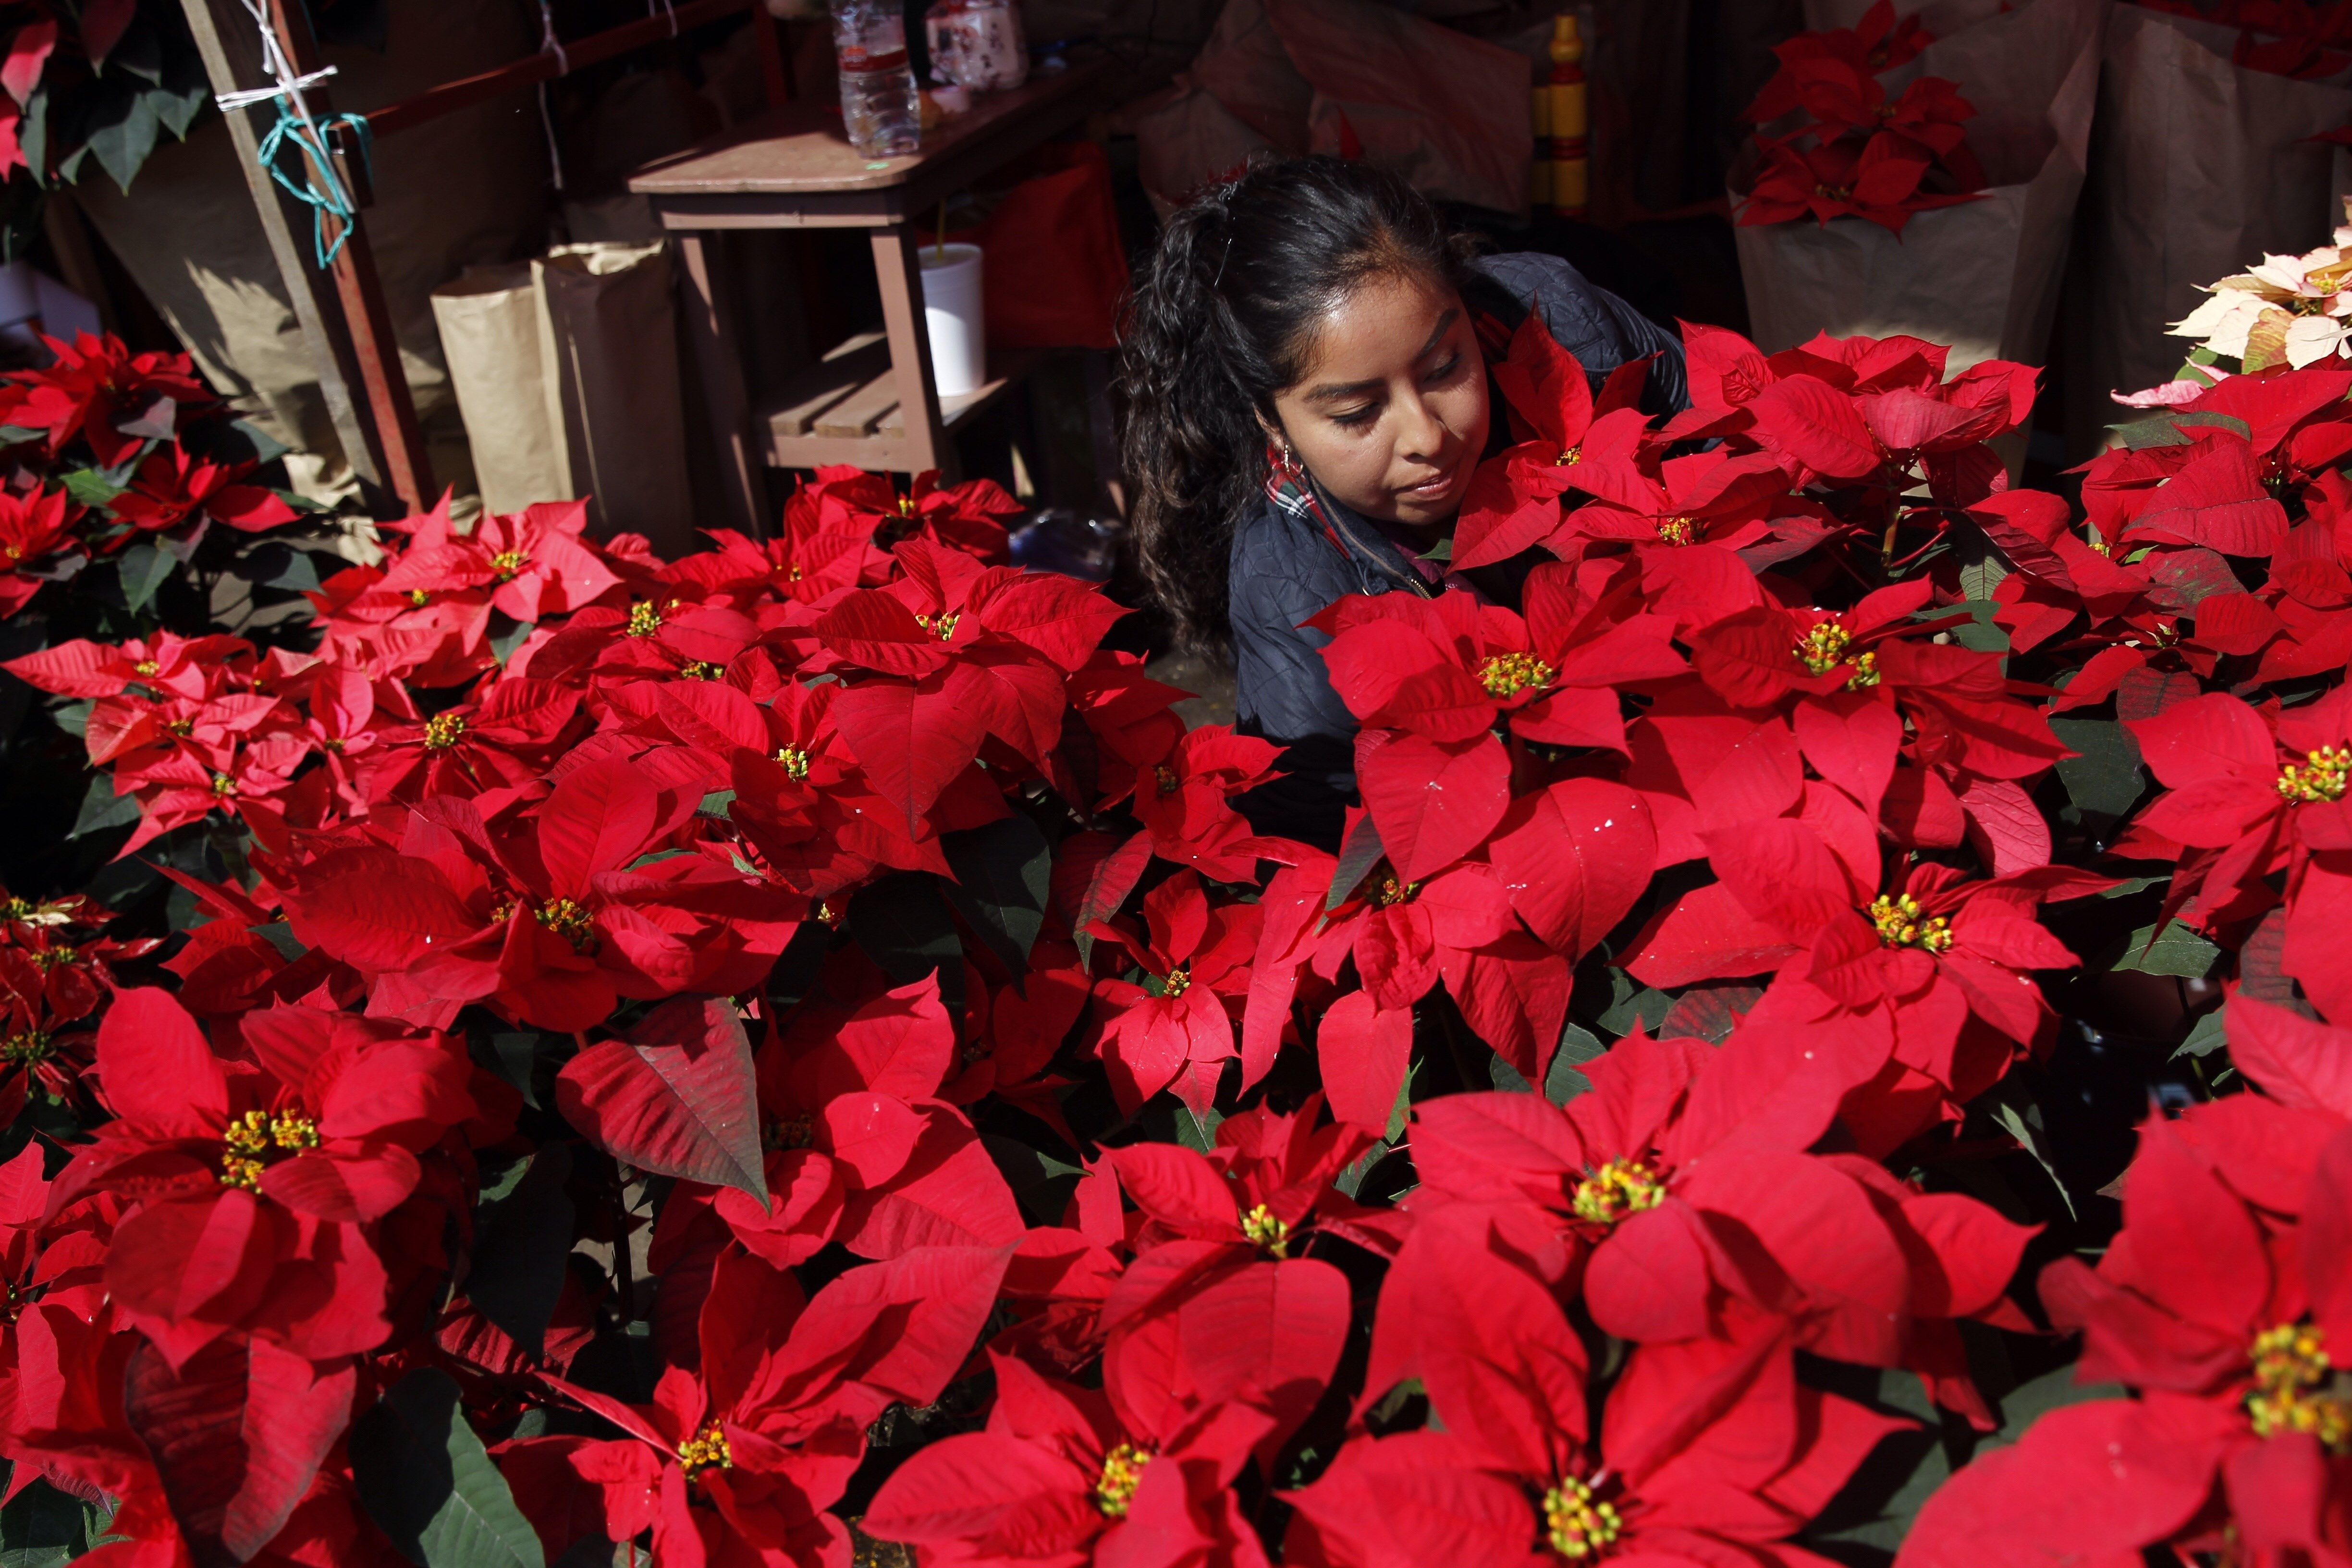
left=833, top=0, right=921, bottom=158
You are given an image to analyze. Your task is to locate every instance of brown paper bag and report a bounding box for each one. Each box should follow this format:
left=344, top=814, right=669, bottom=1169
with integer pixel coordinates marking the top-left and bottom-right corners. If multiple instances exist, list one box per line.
left=429, top=264, right=566, bottom=519
left=1731, top=0, right=2105, bottom=372
left=430, top=242, right=694, bottom=557
left=2071, top=6, right=2352, bottom=441
left=533, top=243, right=694, bottom=557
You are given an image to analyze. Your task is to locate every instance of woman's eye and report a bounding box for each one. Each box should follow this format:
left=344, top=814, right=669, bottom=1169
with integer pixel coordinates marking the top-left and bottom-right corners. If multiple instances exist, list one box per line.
left=1329, top=405, right=1379, bottom=428
left=1424, top=353, right=1464, bottom=385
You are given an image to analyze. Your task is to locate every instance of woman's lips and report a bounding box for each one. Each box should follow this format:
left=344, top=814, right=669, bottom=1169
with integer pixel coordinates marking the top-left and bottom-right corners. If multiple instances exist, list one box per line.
left=1399, top=462, right=1465, bottom=502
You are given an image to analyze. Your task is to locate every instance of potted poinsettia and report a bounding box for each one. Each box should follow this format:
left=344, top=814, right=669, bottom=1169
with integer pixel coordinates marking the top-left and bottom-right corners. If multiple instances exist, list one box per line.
left=1731, top=0, right=2103, bottom=374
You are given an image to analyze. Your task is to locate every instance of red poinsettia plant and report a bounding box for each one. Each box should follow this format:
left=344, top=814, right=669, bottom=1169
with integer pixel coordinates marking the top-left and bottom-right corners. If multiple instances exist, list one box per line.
left=1736, top=1, right=1988, bottom=235
left=0, top=274, right=2339, bottom=1568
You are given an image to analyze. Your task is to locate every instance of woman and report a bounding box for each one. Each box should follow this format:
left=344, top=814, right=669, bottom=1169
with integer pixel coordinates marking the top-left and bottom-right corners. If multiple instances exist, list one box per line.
left=1119, top=156, right=1688, bottom=846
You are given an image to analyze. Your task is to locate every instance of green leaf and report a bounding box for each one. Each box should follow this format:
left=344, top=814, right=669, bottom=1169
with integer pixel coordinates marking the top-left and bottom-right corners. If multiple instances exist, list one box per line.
left=67, top=772, right=138, bottom=839
left=59, top=469, right=125, bottom=509
left=2049, top=719, right=2145, bottom=818
left=695, top=790, right=736, bottom=820
left=2106, top=413, right=2195, bottom=450
left=981, top=1133, right=1084, bottom=1225
left=1327, top=812, right=1385, bottom=912
left=1385, top=1056, right=1421, bottom=1143
left=0, top=1478, right=106, bottom=1568
left=350, top=1369, right=546, bottom=1568
left=848, top=873, right=964, bottom=1005
left=1979, top=1078, right=2075, bottom=1219
left=2176, top=1005, right=2229, bottom=1059
left=1956, top=550, right=2009, bottom=605
left=79, top=80, right=162, bottom=192
left=2171, top=411, right=2253, bottom=441
left=1546, top=1023, right=1606, bottom=1105
left=940, top=815, right=1052, bottom=975
left=1948, top=599, right=2009, bottom=655
left=465, top=1146, right=573, bottom=1360
left=1488, top=1054, right=1533, bottom=1092
left=1595, top=974, right=1671, bottom=1038
left=1419, top=537, right=1454, bottom=563
left=490, top=619, right=536, bottom=665
left=2112, top=918, right=2221, bottom=979
left=117, top=541, right=172, bottom=614
left=1176, top=1103, right=1223, bottom=1152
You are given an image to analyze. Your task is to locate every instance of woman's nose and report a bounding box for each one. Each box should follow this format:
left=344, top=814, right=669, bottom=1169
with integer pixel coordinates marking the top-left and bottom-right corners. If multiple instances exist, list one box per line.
left=1395, top=390, right=1447, bottom=464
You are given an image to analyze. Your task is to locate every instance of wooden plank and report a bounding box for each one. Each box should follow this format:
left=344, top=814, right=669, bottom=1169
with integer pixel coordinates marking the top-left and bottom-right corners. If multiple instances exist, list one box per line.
left=762, top=331, right=889, bottom=436
left=627, top=59, right=1105, bottom=197
left=876, top=349, right=1040, bottom=436
left=811, top=365, right=901, bottom=439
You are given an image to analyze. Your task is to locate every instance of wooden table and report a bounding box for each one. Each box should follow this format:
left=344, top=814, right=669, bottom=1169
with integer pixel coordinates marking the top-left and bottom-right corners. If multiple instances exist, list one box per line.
left=628, top=58, right=1110, bottom=535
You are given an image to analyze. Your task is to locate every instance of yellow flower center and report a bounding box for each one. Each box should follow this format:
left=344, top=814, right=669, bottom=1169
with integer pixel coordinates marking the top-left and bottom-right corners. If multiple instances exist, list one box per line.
left=1159, top=968, right=1191, bottom=998
left=133, top=660, right=159, bottom=677
left=218, top=1108, right=321, bottom=1189
left=771, top=1112, right=816, bottom=1151
left=0, top=1030, right=49, bottom=1066
left=775, top=745, right=811, bottom=781
left=1556, top=446, right=1582, bottom=466
left=422, top=711, right=467, bottom=750
left=533, top=897, right=598, bottom=954
left=490, top=549, right=528, bottom=580
left=1369, top=875, right=1419, bottom=907
left=1868, top=893, right=1952, bottom=953
left=815, top=901, right=842, bottom=928
left=677, top=1421, right=734, bottom=1481
left=31, top=946, right=75, bottom=970
left=679, top=661, right=722, bottom=681
left=625, top=601, right=663, bottom=637
left=2277, top=747, right=2352, bottom=804
left=1796, top=622, right=1853, bottom=675
left=1654, top=516, right=1694, bottom=546
left=1094, top=1443, right=1152, bottom=1519
left=2247, top=1324, right=2351, bottom=1451
left=1542, top=1477, right=1623, bottom=1560
left=210, top=773, right=237, bottom=797
left=165, top=718, right=195, bottom=737
left=1239, top=1203, right=1290, bottom=1258
left=407, top=589, right=430, bottom=608
left=914, top=610, right=959, bottom=641
left=1844, top=650, right=1880, bottom=690
left=1570, top=1158, right=1665, bottom=1227
left=1153, top=764, right=1180, bottom=796
left=1478, top=651, right=1555, bottom=699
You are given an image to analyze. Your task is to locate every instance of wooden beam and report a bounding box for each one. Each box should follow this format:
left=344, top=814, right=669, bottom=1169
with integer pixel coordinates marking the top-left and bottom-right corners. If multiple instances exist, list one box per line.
left=364, top=0, right=756, bottom=138
left=177, top=0, right=385, bottom=496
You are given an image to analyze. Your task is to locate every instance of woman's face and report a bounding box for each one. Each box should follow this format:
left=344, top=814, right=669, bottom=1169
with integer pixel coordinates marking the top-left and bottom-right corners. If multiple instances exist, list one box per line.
left=1269, top=270, right=1489, bottom=532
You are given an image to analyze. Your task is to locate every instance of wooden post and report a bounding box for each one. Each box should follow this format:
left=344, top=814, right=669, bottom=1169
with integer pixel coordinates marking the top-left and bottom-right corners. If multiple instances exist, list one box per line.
left=871, top=226, right=956, bottom=482
left=177, top=0, right=386, bottom=497
left=674, top=232, right=767, bottom=536
left=265, top=0, right=437, bottom=513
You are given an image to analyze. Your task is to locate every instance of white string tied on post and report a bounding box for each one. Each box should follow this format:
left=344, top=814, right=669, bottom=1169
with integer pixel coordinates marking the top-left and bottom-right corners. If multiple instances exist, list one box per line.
left=537, top=0, right=569, bottom=192
left=220, top=0, right=371, bottom=267
left=650, top=0, right=680, bottom=37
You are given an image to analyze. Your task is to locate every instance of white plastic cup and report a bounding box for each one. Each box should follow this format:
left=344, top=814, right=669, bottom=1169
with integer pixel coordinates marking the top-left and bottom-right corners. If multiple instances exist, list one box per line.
left=919, top=242, right=986, bottom=398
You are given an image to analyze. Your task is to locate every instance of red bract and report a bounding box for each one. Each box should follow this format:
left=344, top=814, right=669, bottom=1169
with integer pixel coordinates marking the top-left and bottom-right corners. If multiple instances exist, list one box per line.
left=1088, top=871, right=1260, bottom=1116
left=1318, top=571, right=1684, bottom=757
left=52, top=989, right=486, bottom=1366
left=863, top=1349, right=1277, bottom=1568
left=1293, top=1231, right=1908, bottom=1568
left=1393, top=1029, right=2032, bottom=1400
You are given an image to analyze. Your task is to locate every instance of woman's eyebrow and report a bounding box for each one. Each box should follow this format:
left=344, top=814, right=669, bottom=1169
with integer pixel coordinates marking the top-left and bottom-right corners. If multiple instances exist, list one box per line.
left=1303, top=309, right=1461, bottom=403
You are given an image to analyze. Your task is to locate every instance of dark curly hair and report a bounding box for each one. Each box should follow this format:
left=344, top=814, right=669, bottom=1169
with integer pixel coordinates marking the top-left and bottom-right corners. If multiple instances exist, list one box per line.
left=1115, top=156, right=1476, bottom=660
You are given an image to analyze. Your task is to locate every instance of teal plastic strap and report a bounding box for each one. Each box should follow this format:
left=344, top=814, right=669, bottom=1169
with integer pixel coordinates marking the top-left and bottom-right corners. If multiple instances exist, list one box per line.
left=254, top=104, right=373, bottom=268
